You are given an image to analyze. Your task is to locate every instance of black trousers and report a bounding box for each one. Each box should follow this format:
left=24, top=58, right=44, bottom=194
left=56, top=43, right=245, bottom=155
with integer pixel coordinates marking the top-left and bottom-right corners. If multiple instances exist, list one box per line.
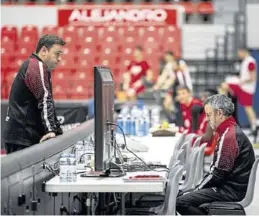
left=176, top=188, right=235, bottom=215
left=5, top=143, right=27, bottom=154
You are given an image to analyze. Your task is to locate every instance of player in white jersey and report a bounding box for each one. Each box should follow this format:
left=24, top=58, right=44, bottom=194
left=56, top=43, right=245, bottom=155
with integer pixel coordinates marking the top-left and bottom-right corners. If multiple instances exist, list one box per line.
left=219, top=48, right=257, bottom=133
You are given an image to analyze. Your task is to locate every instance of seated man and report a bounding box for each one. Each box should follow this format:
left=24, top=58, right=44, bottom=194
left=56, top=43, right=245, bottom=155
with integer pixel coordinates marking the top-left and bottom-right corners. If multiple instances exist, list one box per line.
left=177, top=85, right=207, bottom=134
left=176, top=94, right=255, bottom=215
left=162, top=59, right=193, bottom=124
left=122, top=46, right=153, bottom=100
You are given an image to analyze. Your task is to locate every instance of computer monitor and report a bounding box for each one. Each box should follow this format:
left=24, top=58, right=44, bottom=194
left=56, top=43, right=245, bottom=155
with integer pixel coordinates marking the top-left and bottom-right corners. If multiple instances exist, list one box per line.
left=94, top=66, right=115, bottom=171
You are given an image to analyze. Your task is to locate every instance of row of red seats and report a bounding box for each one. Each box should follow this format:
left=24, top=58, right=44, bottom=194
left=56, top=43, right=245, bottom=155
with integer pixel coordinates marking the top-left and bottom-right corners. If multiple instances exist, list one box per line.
left=1, top=25, right=180, bottom=41
left=1, top=69, right=123, bottom=100
left=1, top=2, right=214, bottom=15
left=1, top=24, right=174, bottom=99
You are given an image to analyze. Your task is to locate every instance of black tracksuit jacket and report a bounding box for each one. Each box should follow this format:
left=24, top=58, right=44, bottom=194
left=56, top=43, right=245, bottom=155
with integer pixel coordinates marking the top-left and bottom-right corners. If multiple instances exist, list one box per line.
left=197, top=116, right=255, bottom=200
left=3, top=54, right=62, bottom=146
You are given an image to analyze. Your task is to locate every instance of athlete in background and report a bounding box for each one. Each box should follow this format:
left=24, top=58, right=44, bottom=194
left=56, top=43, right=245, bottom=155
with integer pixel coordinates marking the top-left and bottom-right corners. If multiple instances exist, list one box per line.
left=122, top=46, right=153, bottom=100
left=177, top=85, right=207, bottom=134
left=219, top=48, right=258, bottom=135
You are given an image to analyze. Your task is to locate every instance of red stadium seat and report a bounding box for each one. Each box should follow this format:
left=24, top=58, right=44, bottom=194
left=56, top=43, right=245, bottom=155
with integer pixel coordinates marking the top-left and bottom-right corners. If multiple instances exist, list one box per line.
left=78, top=36, right=97, bottom=52
left=12, top=58, right=24, bottom=71
left=77, top=26, right=99, bottom=41
left=41, top=26, right=59, bottom=36
left=100, top=26, right=119, bottom=39
left=77, top=47, right=96, bottom=62
left=1, top=55, right=12, bottom=71
left=141, top=26, right=162, bottom=40
left=97, top=55, right=117, bottom=68
left=99, top=36, right=120, bottom=52
left=124, top=26, right=139, bottom=37
left=58, top=58, right=76, bottom=71
left=52, top=70, right=72, bottom=82
left=70, top=84, right=89, bottom=100
left=52, top=81, right=72, bottom=100
left=16, top=46, right=34, bottom=59
left=76, top=58, right=95, bottom=71
left=177, top=2, right=196, bottom=14
left=61, top=26, right=77, bottom=46
left=1, top=25, right=18, bottom=41
left=21, top=25, right=38, bottom=41
left=1, top=36, right=15, bottom=50
left=18, top=36, right=37, bottom=50
left=1, top=46, right=15, bottom=58
left=163, top=26, right=180, bottom=40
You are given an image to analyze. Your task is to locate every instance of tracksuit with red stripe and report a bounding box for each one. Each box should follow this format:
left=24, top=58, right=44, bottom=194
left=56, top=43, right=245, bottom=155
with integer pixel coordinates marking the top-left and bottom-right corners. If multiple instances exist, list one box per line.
left=3, top=54, right=62, bottom=153
left=176, top=117, right=255, bottom=215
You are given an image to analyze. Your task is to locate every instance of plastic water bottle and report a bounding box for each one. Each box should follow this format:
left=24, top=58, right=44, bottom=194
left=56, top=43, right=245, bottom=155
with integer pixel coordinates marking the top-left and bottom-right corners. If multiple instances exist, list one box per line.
left=125, top=114, right=132, bottom=135
left=116, top=114, right=123, bottom=134
left=143, top=117, right=149, bottom=136
left=120, top=106, right=129, bottom=116
left=67, top=154, right=77, bottom=182
left=131, top=117, right=136, bottom=136
left=151, top=107, right=160, bottom=127
left=59, top=153, right=69, bottom=183
left=75, top=141, right=84, bottom=164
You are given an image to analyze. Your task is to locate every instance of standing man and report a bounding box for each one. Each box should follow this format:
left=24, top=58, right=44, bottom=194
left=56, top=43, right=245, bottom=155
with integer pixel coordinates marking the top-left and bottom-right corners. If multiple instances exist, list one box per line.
left=176, top=94, right=255, bottom=215
left=3, top=35, right=65, bottom=154
left=220, top=48, right=258, bottom=134
left=153, top=51, right=176, bottom=91
left=122, top=46, right=153, bottom=100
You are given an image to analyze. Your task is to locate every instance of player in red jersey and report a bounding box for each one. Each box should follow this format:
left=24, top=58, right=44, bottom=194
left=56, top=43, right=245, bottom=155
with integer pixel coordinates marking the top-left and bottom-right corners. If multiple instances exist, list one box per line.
left=123, top=46, right=153, bottom=100
left=177, top=85, right=207, bottom=134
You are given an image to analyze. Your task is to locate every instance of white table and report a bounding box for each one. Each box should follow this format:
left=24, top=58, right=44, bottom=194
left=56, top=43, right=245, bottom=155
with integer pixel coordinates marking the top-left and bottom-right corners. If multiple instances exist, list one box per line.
left=45, top=135, right=180, bottom=214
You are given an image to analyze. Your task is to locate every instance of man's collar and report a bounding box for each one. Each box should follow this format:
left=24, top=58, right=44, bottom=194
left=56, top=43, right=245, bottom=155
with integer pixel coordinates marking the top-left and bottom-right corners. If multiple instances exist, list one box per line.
left=31, top=53, right=43, bottom=62
left=216, top=116, right=237, bottom=135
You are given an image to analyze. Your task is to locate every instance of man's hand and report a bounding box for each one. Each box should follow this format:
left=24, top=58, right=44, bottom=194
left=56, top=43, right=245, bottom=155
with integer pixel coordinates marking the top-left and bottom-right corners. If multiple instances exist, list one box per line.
left=40, top=132, right=56, bottom=143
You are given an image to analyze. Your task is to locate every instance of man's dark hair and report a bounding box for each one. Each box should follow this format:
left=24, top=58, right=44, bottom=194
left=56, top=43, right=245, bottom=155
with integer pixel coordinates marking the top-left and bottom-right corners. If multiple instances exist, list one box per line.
left=36, top=35, right=66, bottom=54
left=165, top=51, right=174, bottom=56
left=135, top=45, right=143, bottom=52
left=176, top=85, right=191, bottom=92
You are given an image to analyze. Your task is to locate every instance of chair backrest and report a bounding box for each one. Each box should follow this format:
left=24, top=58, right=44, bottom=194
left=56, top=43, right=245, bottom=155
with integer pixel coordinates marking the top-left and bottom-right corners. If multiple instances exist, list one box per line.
left=162, top=165, right=183, bottom=215
left=174, top=132, right=187, bottom=151
left=239, top=156, right=259, bottom=208
left=168, top=148, right=184, bottom=168
left=193, top=136, right=202, bottom=148
left=194, top=143, right=207, bottom=187
left=183, top=133, right=197, bottom=145
left=180, top=147, right=199, bottom=191
left=180, top=140, right=193, bottom=166
left=168, top=159, right=181, bottom=178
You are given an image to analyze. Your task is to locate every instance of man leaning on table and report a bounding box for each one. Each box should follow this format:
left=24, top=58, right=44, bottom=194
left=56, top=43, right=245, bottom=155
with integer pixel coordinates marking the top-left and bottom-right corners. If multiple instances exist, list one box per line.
left=176, top=94, right=255, bottom=215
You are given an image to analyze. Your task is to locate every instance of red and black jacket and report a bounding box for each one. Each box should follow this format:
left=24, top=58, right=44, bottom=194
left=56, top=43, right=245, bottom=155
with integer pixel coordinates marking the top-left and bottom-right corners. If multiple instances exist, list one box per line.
left=197, top=117, right=255, bottom=200
left=3, top=54, right=62, bottom=146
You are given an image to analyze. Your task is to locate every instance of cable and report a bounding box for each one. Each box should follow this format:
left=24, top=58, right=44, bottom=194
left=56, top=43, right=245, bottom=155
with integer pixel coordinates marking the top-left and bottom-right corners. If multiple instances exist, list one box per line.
left=42, top=162, right=59, bottom=176
left=106, top=122, right=150, bottom=171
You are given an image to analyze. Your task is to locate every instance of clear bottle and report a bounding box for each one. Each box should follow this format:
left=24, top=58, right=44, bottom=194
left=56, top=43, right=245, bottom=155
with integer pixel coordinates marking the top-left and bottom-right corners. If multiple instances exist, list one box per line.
left=75, top=141, right=84, bottom=164
left=59, top=153, right=69, bottom=183
left=68, top=154, right=77, bottom=182
left=125, top=114, right=132, bottom=135
left=151, top=106, right=160, bottom=127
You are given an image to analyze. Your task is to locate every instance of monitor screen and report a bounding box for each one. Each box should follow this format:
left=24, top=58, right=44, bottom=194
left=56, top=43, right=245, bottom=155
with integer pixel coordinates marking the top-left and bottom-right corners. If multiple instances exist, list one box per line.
left=94, top=66, right=115, bottom=171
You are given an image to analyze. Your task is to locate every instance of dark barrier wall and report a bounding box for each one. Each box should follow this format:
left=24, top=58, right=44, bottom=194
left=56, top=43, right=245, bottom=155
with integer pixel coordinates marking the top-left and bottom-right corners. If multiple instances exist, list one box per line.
left=1, top=119, right=94, bottom=215
left=1, top=100, right=90, bottom=150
